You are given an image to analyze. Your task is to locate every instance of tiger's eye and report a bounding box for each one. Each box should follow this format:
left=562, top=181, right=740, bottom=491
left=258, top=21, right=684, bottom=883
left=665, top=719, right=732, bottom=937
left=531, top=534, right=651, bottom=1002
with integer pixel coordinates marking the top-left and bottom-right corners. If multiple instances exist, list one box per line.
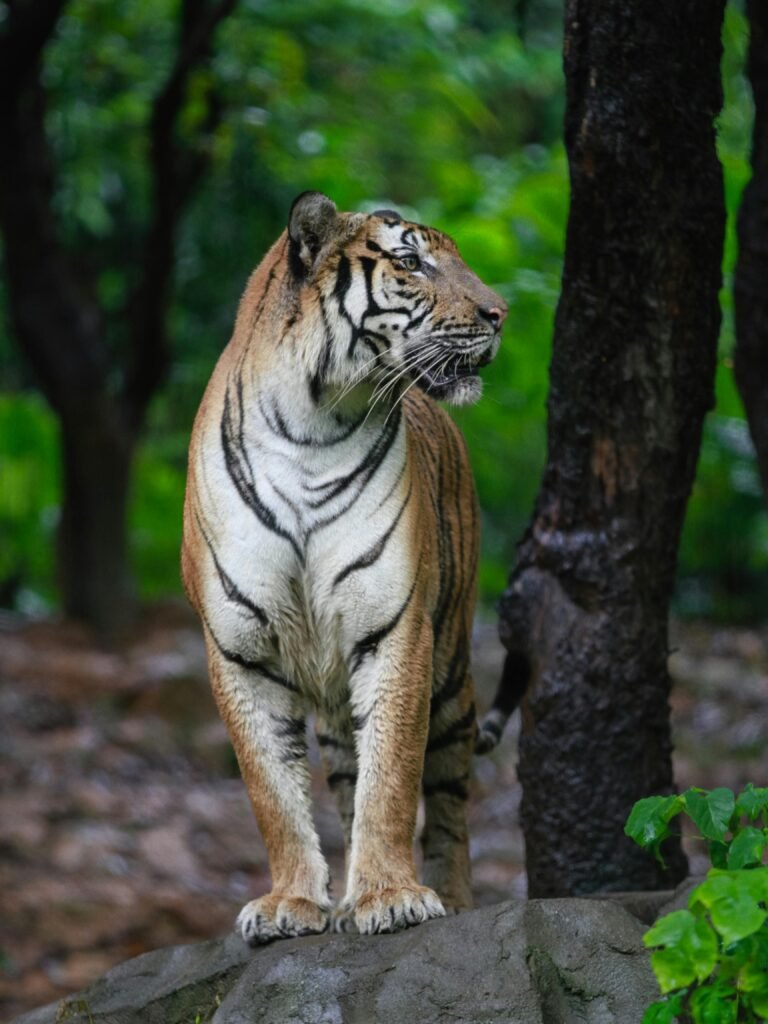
left=402, top=255, right=420, bottom=271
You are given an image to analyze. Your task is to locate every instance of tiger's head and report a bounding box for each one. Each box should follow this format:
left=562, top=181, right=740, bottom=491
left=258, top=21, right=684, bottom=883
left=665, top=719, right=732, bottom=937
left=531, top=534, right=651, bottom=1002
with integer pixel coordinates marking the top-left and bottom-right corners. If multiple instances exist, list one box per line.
left=287, top=191, right=507, bottom=407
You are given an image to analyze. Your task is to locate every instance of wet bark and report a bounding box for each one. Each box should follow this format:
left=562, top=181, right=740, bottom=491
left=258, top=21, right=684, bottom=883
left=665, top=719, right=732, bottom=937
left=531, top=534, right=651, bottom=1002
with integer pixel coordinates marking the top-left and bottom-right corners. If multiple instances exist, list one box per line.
left=499, top=0, right=726, bottom=896
left=0, top=0, right=234, bottom=638
left=734, top=0, right=768, bottom=500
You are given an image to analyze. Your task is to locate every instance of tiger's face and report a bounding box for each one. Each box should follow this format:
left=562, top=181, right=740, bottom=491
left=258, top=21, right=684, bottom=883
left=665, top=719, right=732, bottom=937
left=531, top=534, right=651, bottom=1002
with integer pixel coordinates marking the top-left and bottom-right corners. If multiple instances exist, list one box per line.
left=288, top=192, right=507, bottom=407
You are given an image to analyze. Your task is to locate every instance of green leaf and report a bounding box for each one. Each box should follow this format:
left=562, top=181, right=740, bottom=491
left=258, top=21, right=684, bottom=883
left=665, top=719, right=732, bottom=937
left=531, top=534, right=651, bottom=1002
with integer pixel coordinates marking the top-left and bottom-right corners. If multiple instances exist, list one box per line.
left=708, top=840, right=729, bottom=869
left=683, top=788, right=736, bottom=843
left=736, top=784, right=768, bottom=824
left=690, top=873, right=767, bottom=944
left=727, top=826, right=766, bottom=869
left=642, top=994, right=685, bottom=1024
left=625, top=795, right=684, bottom=853
left=644, top=911, right=718, bottom=992
left=688, top=981, right=738, bottom=1024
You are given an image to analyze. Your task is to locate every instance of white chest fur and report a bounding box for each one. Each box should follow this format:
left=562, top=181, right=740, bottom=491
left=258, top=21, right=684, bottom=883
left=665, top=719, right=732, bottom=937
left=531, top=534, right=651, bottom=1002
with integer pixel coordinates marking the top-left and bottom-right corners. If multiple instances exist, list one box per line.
left=192, top=368, right=413, bottom=705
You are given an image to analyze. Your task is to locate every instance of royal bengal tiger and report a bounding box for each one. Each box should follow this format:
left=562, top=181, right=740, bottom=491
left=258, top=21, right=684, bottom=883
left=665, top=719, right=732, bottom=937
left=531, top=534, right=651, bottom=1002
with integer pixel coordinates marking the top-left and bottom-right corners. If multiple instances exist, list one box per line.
left=182, top=191, right=522, bottom=945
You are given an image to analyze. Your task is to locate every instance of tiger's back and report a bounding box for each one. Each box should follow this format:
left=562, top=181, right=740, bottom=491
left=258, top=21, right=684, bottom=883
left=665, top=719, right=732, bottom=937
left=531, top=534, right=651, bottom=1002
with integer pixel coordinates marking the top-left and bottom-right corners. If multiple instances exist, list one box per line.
left=183, top=192, right=505, bottom=942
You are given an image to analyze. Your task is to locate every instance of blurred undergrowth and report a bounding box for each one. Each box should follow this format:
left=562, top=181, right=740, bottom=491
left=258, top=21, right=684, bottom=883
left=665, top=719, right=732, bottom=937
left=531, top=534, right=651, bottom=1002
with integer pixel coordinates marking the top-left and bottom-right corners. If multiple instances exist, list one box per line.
left=0, top=0, right=765, bottom=620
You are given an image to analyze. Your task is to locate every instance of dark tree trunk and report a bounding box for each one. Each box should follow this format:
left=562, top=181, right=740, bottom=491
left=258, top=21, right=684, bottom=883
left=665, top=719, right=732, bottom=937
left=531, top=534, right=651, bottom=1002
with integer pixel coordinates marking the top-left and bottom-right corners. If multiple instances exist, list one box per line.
left=58, top=404, right=138, bottom=636
left=734, top=0, right=768, bottom=499
left=0, top=0, right=235, bottom=638
left=499, top=0, right=726, bottom=896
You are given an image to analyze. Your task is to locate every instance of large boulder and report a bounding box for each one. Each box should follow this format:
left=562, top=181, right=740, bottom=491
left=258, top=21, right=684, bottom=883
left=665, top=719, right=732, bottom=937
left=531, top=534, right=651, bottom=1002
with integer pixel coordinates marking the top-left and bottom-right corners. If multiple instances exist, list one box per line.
left=12, top=896, right=665, bottom=1024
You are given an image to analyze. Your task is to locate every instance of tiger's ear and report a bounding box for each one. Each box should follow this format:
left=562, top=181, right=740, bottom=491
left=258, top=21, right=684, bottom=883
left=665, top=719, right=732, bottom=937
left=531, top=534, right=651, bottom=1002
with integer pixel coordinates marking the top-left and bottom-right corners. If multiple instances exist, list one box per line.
left=288, top=191, right=339, bottom=279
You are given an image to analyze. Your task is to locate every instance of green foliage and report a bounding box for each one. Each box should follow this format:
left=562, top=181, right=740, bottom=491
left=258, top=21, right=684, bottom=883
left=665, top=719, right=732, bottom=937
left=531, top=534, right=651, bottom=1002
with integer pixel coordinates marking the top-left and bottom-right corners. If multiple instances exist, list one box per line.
left=0, top=395, right=59, bottom=609
left=626, top=785, right=768, bottom=1023
left=0, top=0, right=764, bottom=618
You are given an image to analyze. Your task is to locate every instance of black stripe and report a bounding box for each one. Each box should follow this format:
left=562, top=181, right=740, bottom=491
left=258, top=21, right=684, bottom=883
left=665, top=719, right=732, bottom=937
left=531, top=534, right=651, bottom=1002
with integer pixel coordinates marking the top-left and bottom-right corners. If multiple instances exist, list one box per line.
left=422, top=775, right=469, bottom=800
left=430, top=641, right=469, bottom=714
left=272, top=715, right=306, bottom=737
left=426, top=703, right=476, bottom=753
left=273, top=714, right=307, bottom=763
left=248, top=264, right=278, bottom=336
left=359, top=256, right=383, bottom=316
left=350, top=575, right=418, bottom=672
left=332, top=478, right=412, bottom=588
left=352, top=709, right=371, bottom=732
left=307, top=406, right=401, bottom=509
left=327, top=771, right=357, bottom=788
left=335, top=254, right=352, bottom=304
left=221, top=380, right=304, bottom=562
left=402, top=299, right=434, bottom=336
left=195, top=513, right=269, bottom=626
left=316, top=733, right=340, bottom=748
left=196, top=600, right=298, bottom=693
left=266, top=395, right=364, bottom=448
left=425, top=823, right=465, bottom=845
left=480, top=720, right=503, bottom=739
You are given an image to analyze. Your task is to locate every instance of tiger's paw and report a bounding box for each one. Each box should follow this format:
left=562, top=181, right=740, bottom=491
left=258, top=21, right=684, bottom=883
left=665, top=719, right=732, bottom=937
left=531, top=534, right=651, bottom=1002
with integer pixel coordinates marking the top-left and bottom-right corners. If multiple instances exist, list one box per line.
left=236, top=894, right=330, bottom=946
left=331, top=905, right=359, bottom=934
left=350, top=885, right=445, bottom=935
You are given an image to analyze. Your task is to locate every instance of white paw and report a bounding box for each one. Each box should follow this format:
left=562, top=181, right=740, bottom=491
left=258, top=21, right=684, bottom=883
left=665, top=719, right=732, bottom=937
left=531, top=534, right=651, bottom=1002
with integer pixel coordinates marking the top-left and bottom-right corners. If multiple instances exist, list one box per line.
left=236, top=895, right=329, bottom=946
left=351, top=885, right=445, bottom=935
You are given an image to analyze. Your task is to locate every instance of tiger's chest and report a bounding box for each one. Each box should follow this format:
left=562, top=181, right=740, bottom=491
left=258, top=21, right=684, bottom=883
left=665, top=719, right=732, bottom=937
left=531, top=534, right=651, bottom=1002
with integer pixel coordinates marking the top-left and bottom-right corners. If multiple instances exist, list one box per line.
left=192, top=402, right=417, bottom=701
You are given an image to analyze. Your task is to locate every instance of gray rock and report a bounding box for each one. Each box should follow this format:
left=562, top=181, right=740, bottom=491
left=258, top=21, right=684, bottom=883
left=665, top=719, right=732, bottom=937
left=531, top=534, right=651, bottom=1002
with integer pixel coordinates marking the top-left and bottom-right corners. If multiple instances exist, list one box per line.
left=11, top=897, right=661, bottom=1024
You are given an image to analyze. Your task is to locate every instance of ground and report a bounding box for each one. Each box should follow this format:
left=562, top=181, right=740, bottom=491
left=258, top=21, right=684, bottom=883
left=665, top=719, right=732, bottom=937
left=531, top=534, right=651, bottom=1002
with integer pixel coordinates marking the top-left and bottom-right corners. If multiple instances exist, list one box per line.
left=0, top=604, right=766, bottom=1021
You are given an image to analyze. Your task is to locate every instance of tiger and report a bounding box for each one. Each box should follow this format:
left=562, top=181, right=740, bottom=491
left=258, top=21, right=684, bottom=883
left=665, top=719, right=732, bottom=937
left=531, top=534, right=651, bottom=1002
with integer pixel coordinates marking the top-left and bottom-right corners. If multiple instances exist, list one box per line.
left=181, top=191, right=520, bottom=945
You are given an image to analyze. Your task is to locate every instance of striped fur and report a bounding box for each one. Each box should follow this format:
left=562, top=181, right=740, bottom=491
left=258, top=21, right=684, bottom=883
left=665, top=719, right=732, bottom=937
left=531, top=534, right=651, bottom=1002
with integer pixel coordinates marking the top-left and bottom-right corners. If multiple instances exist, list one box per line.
left=182, top=192, right=508, bottom=944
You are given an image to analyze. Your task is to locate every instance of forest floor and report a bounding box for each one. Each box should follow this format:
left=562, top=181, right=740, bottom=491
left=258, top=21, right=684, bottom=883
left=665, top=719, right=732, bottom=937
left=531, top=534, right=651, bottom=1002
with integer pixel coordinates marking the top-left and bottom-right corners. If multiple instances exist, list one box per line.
left=1, top=604, right=767, bottom=1021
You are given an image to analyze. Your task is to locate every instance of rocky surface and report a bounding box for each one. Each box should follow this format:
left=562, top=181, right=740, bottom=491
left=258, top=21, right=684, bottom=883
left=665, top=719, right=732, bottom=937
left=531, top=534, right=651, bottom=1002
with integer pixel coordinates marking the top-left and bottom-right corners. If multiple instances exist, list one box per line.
left=0, top=605, right=766, bottom=1019
left=12, top=894, right=673, bottom=1024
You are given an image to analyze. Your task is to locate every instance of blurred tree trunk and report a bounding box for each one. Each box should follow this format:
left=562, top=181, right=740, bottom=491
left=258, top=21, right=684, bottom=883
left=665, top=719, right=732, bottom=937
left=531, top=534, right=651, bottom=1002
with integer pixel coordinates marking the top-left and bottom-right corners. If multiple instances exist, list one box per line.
left=734, top=0, right=768, bottom=500
left=0, top=0, right=235, bottom=639
left=499, top=0, right=726, bottom=896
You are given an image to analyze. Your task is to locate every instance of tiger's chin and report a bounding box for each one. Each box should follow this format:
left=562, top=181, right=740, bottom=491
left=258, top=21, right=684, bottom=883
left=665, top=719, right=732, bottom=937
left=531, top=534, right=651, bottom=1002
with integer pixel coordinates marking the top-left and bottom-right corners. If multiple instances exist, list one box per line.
left=420, top=374, right=484, bottom=406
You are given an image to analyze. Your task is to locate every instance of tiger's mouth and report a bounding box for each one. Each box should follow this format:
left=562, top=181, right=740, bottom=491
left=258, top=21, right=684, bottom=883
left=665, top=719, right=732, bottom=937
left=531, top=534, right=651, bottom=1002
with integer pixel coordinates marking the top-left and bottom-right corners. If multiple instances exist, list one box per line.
left=413, top=346, right=494, bottom=400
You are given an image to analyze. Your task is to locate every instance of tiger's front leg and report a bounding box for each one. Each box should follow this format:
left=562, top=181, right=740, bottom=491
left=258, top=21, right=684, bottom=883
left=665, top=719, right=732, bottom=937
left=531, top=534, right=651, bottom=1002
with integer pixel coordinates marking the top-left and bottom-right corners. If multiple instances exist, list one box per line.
left=205, top=644, right=331, bottom=945
left=341, top=614, right=445, bottom=934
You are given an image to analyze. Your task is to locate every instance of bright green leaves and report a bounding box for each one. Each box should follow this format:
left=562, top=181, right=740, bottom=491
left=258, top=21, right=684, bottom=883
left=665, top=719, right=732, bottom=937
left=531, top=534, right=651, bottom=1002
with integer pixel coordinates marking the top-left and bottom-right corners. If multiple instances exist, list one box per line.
left=683, top=788, right=736, bottom=843
left=625, top=785, right=768, bottom=866
left=627, top=786, right=768, bottom=1022
left=644, top=911, right=719, bottom=992
left=691, top=870, right=768, bottom=946
left=625, top=795, right=684, bottom=860
left=727, top=827, right=768, bottom=870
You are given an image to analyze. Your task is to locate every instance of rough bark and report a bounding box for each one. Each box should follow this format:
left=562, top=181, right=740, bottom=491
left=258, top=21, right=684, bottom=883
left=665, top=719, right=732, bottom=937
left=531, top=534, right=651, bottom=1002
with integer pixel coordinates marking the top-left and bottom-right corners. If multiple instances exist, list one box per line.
left=0, top=0, right=235, bottom=637
left=499, top=0, right=726, bottom=896
left=734, top=0, right=768, bottom=499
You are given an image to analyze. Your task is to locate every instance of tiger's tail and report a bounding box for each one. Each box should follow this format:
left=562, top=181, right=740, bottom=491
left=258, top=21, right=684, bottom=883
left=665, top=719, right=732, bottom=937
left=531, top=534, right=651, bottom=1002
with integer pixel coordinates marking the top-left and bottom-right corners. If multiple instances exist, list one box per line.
left=475, top=650, right=530, bottom=755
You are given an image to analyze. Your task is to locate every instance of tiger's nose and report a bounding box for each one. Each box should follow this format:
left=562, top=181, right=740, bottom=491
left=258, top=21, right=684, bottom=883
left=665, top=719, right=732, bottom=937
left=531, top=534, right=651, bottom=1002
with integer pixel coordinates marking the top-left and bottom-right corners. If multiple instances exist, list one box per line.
left=478, top=304, right=507, bottom=330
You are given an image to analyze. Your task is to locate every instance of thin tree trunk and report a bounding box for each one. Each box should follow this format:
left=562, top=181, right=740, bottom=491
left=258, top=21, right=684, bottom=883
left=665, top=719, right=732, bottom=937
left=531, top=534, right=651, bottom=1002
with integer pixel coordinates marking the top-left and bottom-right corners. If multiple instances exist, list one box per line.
left=499, top=0, right=726, bottom=896
left=734, top=0, right=768, bottom=498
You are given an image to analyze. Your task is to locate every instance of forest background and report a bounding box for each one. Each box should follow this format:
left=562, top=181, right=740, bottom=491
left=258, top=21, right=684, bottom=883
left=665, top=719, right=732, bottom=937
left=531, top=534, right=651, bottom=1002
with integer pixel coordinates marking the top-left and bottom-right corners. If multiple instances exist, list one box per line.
left=0, top=0, right=763, bottom=628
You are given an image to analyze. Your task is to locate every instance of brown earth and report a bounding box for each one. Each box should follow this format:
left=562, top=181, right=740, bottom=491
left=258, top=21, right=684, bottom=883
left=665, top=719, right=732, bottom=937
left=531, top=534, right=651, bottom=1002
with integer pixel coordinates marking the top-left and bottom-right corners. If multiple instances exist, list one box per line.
left=0, top=604, right=766, bottom=1021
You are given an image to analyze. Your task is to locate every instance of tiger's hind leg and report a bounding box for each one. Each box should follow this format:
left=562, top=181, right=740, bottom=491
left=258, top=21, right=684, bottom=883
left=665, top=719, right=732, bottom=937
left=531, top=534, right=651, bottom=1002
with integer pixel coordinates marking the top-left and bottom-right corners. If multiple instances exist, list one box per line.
left=421, top=669, right=475, bottom=913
